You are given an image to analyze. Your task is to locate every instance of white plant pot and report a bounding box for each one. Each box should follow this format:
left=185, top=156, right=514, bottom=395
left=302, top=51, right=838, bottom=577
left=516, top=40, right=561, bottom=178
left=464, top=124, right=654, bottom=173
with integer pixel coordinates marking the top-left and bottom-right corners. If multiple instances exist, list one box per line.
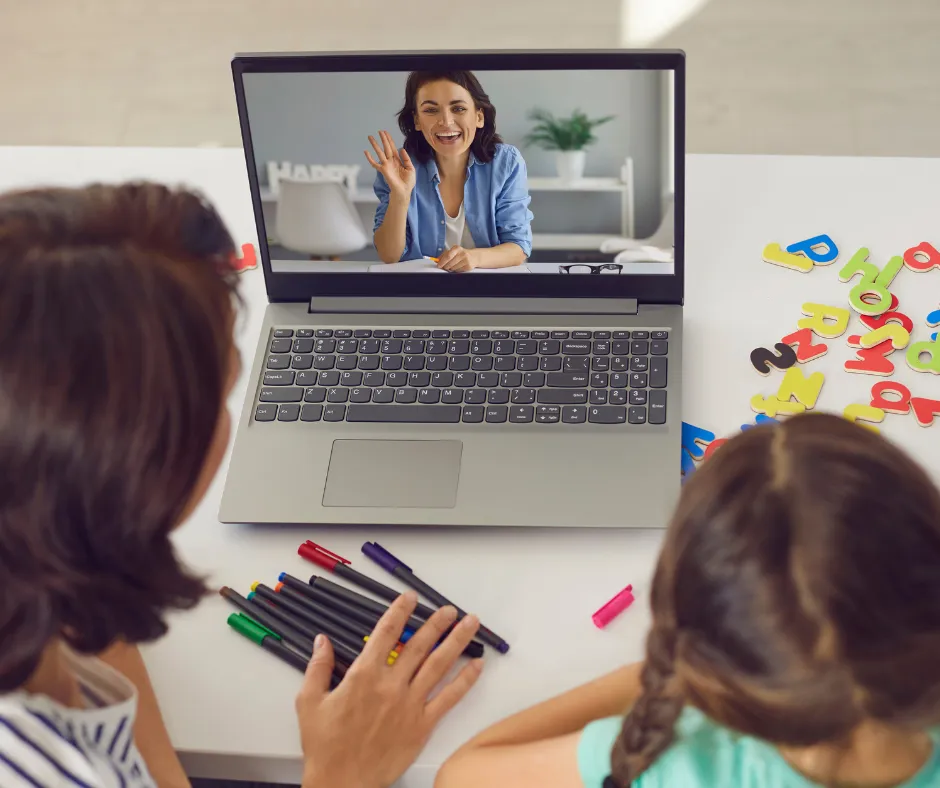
left=555, top=150, right=586, bottom=182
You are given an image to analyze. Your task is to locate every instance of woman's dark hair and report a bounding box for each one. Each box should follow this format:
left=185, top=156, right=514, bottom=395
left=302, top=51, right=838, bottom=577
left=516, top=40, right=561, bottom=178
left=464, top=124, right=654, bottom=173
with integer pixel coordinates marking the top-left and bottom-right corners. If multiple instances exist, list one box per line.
left=0, top=182, right=239, bottom=691
left=397, top=70, right=503, bottom=165
left=609, top=413, right=940, bottom=786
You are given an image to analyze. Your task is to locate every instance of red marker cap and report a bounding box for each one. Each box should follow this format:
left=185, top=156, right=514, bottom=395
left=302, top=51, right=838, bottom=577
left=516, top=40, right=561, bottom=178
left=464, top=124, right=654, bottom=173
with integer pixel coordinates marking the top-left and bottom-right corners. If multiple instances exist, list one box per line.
left=297, top=541, right=350, bottom=572
left=592, top=584, right=634, bottom=629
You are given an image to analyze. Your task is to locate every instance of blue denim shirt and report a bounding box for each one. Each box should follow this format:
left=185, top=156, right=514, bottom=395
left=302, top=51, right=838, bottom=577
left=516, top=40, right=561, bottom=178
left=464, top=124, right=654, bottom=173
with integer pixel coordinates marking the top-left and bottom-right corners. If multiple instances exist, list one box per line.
left=372, top=143, right=534, bottom=261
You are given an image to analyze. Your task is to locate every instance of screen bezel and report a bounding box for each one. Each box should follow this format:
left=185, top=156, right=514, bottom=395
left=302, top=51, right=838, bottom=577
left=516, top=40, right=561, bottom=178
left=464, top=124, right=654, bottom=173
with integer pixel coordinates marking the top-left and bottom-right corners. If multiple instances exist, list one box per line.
left=231, top=49, right=685, bottom=304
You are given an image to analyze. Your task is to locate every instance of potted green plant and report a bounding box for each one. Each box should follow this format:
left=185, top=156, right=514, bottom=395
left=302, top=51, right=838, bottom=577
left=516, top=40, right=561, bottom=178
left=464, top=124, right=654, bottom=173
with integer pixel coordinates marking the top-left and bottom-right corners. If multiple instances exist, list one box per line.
left=524, top=108, right=615, bottom=182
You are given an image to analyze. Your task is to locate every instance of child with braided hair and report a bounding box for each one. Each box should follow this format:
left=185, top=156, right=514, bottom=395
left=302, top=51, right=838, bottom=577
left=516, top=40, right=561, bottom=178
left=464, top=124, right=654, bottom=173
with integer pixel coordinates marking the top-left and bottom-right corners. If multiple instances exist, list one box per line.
left=436, top=413, right=940, bottom=788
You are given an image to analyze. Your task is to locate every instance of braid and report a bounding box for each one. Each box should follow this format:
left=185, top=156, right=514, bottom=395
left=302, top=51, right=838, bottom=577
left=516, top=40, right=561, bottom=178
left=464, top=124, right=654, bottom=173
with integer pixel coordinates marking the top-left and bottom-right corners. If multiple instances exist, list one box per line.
left=608, top=626, right=684, bottom=787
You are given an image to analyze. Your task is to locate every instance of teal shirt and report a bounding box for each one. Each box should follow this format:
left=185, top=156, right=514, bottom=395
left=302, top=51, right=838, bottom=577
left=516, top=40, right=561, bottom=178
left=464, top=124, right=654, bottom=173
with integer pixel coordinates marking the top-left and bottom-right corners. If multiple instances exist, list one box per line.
left=578, top=708, right=940, bottom=788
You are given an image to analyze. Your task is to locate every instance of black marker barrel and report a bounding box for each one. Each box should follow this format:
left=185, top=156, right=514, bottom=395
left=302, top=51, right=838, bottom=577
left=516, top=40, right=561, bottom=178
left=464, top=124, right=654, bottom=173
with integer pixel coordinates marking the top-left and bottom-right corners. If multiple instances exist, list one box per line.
left=254, top=584, right=364, bottom=655
left=220, top=587, right=313, bottom=657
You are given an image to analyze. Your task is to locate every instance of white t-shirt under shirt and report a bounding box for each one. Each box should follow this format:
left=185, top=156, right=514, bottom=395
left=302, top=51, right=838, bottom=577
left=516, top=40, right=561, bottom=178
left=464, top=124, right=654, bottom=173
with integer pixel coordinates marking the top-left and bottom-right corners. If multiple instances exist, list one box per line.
left=444, top=202, right=475, bottom=251
left=0, top=646, right=155, bottom=787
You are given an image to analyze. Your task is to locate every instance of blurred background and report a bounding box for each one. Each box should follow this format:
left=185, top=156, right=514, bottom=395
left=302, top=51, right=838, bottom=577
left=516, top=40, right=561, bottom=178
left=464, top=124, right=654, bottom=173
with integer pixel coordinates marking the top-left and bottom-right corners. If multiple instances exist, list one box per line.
left=2, top=0, right=938, bottom=156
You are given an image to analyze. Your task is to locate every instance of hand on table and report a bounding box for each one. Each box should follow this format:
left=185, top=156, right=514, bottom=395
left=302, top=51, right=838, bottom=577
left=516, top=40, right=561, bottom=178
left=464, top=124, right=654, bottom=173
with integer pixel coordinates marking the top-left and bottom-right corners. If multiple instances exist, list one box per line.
left=365, top=130, right=416, bottom=198
left=297, top=591, right=484, bottom=788
left=437, top=246, right=477, bottom=273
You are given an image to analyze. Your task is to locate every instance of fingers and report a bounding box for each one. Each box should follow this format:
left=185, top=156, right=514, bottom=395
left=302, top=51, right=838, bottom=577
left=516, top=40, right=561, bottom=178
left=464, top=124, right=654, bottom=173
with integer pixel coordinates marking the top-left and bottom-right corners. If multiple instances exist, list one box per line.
left=297, top=634, right=334, bottom=708
left=368, top=135, right=387, bottom=163
left=424, top=659, right=484, bottom=725
left=357, top=591, right=418, bottom=669
left=364, top=150, right=381, bottom=170
left=380, top=129, right=397, bottom=159
left=412, top=613, right=481, bottom=697
left=392, top=605, right=459, bottom=678
left=438, top=247, right=459, bottom=271
left=399, top=147, right=415, bottom=170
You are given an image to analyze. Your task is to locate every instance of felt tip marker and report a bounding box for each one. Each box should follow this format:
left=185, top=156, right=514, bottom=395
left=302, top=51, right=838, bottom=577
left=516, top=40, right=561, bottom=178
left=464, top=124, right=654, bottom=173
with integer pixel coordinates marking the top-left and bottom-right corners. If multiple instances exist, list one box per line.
left=227, top=613, right=309, bottom=673
left=592, top=584, right=634, bottom=629
left=219, top=586, right=316, bottom=658
left=362, top=541, right=510, bottom=654
left=298, top=541, right=438, bottom=619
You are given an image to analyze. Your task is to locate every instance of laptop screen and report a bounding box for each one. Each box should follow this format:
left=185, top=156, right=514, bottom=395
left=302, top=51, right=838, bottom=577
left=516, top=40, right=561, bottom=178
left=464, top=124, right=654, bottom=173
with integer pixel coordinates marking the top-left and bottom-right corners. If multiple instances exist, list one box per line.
left=239, top=57, right=677, bottom=272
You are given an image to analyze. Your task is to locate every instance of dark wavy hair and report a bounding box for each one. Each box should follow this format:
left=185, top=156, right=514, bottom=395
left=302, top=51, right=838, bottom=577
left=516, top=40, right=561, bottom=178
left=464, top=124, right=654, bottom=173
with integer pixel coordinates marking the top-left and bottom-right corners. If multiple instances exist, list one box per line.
left=0, top=182, right=239, bottom=690
left=608, top=413, right=940, bottom=786
left=396, top=70, right=503, bottom=165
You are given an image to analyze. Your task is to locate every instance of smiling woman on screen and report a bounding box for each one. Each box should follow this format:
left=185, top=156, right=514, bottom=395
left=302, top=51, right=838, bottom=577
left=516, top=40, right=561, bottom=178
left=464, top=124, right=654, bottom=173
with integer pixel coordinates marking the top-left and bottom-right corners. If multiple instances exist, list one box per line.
left=366, top=70, right=533, bottom=272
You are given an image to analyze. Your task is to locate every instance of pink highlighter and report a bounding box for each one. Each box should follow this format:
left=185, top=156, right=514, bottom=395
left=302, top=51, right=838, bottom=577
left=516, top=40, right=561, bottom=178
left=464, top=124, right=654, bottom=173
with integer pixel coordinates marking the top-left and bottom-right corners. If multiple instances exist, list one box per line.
left=592, top=584, right=634, bottom=629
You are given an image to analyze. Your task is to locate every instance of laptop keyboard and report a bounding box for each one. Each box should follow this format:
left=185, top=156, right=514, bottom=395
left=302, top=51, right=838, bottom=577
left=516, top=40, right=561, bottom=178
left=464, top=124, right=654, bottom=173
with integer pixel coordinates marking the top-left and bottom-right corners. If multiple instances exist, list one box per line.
left=255, top=328, right=669, bottom=426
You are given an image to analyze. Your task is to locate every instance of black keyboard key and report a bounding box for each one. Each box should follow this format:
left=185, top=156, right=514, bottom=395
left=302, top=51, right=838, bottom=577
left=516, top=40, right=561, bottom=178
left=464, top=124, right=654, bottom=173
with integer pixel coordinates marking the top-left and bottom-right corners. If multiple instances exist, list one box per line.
left=372, top=387, right=394, bottom=403
left=335, top=329, right=353, bottom=338
left=264, top=370, right=295, bottom=386
left=524, top=372, right=546, bottom=387
left=649, top=390, right=667, bottom=424
left=403, top=340, right=426, bottom=354
left=593, top=341, right=611, bottom=355
left=418, top=388, right=440, bottom=404
left=510, top=405, right=534, bottom=423
left=500, top=371, right=523, bottom=388
left=511, top=330, right=530, bottom=339
left=300, top=404, right=322, bottom=422
left=538, top=390, right=588, bottom=404
left=273, top=329, right=293, bottom=338
left=393, top=329, right=411, bottom=338
left=592, top=357, right=611, bottom=372
left=492, top=330, right=509, bottom=339
left=518, top=356, right=539, bottom=371
left=563, top=405, right=587, bottom=423
left=381, top=356, right=403, bottom=370
left=260, top=387, right=303, bottom=403
left=511, top=388, right=536, bottom=404
left=613, top=331, right=630, bottom=339
left=452, top=330, right=470, bottom=339
left=358, top=355, right=380, bottom=371
left=427, top=340, right=448, bottom=354
left=649, top=358, right=668, bottom=389
left=631, top=340, right=650, bottom=355
left=610, top=389, right=627, bottom=405
left=324, top=404, right=346, bottom=422
left=591, top=373, right=609, bottom=387
left=455, top=372, right=476, bottom=388
left=630, top=356, right=649, bottom=372
left=413, top=330, right=431, bottom=339
left=561, top=341, right=591, bottom=355
left=630, top=373, right=648, bottom=388
left=318, top=371, right=340, bottom=387
left=611, top=356, right=628, bottom=372
left=590, top=389, right=608, bottom=405
left=336, top=339, right=359, bottom=354
left=354, top=329, right=373, bottom=338
left=494, top=340, right=515, bottom=354
left=540, top=356, right=562, bottom=372
left=628, top=406, right=647, bottom=424
left=594, top=331, right=611, bottom=339
left=360, top=339, right=381, bottom=354
left=340, top=371, right=362, bottom=386
left=297, top=329, right=314, bottom=338
left=328, top=388, right=349, bottom=403
left=612, top=341, right=631, bottom=355
left=478, top=372, right=499, bottom=387
left=546, top=372, right=587, bottom=387
left=449, top=340, right=470, bottom=355
left=536, top=405, right=560, bottom=423
left=278, top=404, right=300, bottom=422
left=266, top=355, right=290, bottom=370
left=432, top=372, right=454, bottom=387
left=426, top=355, right=447, bottom=371
left=539, top=340, right=561, bottom=355
left=363, top=371, right=385, bottom=387
left=462, top=405, right=484, bottom=423
left=629, top=389, right=647, bottom=405
left=270, top=338, right=292, bottom=353
left=470, top=339, right=492, bottom=354
left=564, top=357, right=590, bottom=372
left=441, top=388, right=463, bottom=404
left=381, top=339, right=403, bottom=354
left=315, top=329, right=333, bottom=337
left=349, top=387, right=372, bottom=403
left=255, top=404, right=277, bottom=422
left=532, top=331, right=550, bottom=340
left=304, top=386, right=326, bottom=402
left=337, top=355, right=358, bottom=370
left=571, top=331, right=592, bottom=339
left=387, top=371, right=408, bottom=387
left=488, top=389, right=510, bottom=404
left=551, top=330, right=569, bottom=339
left=449, top=356, right=471, bottom=371
left=404, top=355, right=426, bottom=371
left=409, top=371, right=431, bottom=387
left=589, top=406, right=627, bottom=424
left=650, top=340, right=669, bottom=356
left=472, top=356, right=494, bottom=371
left=486, top=406, right=508, bottom=423
left=432, top=329, right=451, bottom=338
left=295, top=338, right=316, bottom=353
left=293, top=355, right=316, bottom=370
left=311, top=355, right=333, bottom=369
left=470, top=388, right=494, bottom=405
left=373, top=330, right=392, bottom=338
left=396, top=388, right=418, bottom=403
left=471, top=330, right=490, bottom=339
left=611, top=372, right=629, bottom=387
left=494, top=356, right=516, bottom=371
left=632, top=330, right=649, bottom=340
left=516, top=340, right=538, bottom=355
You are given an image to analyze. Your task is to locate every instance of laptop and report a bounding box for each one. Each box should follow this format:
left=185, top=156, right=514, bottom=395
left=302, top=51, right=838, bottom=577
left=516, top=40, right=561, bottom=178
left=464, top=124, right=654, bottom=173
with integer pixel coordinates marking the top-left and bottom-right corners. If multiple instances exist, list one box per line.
left=220, top=49, right=685, bottom=528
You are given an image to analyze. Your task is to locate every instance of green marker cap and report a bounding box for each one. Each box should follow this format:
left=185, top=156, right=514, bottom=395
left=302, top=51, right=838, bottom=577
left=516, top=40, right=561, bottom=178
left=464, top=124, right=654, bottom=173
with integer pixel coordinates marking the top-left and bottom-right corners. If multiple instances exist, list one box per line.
left=227, top=612, right=281, bottom=644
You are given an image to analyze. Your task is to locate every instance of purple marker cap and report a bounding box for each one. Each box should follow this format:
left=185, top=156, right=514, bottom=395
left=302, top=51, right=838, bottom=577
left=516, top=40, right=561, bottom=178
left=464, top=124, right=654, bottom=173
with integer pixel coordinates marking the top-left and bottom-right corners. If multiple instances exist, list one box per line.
left=362, top=541, right=411, bottom=573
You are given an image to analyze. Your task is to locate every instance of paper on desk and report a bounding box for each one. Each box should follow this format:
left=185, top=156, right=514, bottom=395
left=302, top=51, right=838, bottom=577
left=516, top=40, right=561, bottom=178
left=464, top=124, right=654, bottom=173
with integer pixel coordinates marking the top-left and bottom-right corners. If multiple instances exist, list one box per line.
left=369, top=259, right=529, bottom=273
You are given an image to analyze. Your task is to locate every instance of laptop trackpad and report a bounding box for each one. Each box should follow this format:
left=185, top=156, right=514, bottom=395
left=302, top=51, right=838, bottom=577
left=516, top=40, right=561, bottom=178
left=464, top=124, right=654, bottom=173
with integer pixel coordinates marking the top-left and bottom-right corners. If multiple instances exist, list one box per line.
left=322, top=440, right=462, bottom=508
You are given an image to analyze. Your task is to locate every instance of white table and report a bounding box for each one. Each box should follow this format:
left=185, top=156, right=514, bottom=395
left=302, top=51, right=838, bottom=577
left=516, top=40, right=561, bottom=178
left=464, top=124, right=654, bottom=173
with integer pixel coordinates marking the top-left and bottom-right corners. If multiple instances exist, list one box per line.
left=2, top=147, right=938, bottom=787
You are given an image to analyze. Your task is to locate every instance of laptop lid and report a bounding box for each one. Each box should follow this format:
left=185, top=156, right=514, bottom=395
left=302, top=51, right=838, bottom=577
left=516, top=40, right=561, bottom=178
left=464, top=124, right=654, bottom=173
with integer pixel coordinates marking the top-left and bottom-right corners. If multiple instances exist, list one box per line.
left=231, top=50, right=685, bottom=305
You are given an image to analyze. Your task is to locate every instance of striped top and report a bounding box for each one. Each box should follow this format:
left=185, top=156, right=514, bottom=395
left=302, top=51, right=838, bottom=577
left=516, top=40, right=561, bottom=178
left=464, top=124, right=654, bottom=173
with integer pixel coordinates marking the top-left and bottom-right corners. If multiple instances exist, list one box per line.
left=0, top=646, right=155, bottom=787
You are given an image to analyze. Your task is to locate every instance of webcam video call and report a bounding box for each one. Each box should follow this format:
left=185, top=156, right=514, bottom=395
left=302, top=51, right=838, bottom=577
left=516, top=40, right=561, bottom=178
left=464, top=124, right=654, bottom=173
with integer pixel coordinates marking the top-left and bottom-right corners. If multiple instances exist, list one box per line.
left=243, top=67, right=674, bottom=276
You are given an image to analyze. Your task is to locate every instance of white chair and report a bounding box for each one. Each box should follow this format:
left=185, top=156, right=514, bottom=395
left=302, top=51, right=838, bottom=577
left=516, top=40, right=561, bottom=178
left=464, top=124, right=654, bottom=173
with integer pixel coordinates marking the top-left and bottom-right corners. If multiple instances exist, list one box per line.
left=275, top=179, right=370, bottom=259
left=600, top=194, right=675, bottom=264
